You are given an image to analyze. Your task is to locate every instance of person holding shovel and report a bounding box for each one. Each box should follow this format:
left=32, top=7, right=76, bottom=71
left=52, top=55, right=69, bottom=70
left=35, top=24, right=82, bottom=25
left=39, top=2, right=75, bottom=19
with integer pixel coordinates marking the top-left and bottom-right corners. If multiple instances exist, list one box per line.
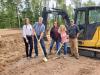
left=58, top=25, right=69, bottom=58
left=22, top=18, right=33, bottom=59
left=33, top=17, right=47, bottom=61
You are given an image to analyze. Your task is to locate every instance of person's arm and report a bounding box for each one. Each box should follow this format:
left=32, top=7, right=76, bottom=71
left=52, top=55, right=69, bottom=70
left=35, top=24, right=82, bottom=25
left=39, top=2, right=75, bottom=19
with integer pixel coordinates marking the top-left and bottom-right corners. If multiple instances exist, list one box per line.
left=32, top=28, right=35, bottom=36
left=77, top=32, right=80, bottom=37
left=78, top=25, right=84, bottom=37
left=23, top=25, right=26, bottom=38
left=31, top=25, right=34, bottom=40
left=76, top=25, right=80, bottom=37
left=39, top=25, right=45, bottom=40
left=66, top=34, right=69, bottom=39
left=40, top=32, right=44, bottom=40
left=33, top=22, right=37, bottom=36
left=50, top=27, right=54, bottom=38
left=68, top=26, right=70, bottom=35
left=22, top=25, right=28, bottom=43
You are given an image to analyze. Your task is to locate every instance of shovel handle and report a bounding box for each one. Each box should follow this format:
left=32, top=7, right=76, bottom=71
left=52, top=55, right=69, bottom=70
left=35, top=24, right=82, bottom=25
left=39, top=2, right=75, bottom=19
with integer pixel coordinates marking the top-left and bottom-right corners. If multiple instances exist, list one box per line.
left=56, top=43, right=63, bottom=55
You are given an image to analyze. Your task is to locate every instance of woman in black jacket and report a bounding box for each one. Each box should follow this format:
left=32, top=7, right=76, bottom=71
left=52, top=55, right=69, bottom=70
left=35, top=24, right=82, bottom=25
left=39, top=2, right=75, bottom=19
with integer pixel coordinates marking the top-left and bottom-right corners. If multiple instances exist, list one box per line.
left=48, top=21, right=61, bottom=55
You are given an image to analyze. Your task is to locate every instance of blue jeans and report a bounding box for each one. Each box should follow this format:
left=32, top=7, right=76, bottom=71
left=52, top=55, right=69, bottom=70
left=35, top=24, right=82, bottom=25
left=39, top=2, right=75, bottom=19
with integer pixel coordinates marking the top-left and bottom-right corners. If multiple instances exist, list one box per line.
left=63, top=43, right=68, bottom=55
left=49, top=39, right=60, bottom=53
left=58, top=43, right=68, bottom=55
left=34, top=36, right=47, bottom=57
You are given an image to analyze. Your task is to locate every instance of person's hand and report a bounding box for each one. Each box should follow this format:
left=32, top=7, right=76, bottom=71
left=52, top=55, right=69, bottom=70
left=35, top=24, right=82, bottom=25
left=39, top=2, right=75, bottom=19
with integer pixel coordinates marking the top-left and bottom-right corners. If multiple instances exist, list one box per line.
left=61, top=41, right=64, bottom=44
left=26, top=39, right=28, bottom=43
left=77, top=33, right=79, bottom=38
left=38, top=39, right=40, bottom=43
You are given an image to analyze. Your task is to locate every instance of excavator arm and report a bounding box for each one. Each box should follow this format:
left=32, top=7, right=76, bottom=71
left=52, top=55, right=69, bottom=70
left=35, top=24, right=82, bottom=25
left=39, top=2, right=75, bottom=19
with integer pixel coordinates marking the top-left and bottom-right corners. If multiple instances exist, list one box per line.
left=42, top=7, right=71, bottom=29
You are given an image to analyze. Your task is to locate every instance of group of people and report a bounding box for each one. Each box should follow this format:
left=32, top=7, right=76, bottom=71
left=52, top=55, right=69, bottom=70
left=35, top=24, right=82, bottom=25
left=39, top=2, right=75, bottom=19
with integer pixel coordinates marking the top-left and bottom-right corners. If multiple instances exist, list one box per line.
left=22, top=17, right=80, bottom=61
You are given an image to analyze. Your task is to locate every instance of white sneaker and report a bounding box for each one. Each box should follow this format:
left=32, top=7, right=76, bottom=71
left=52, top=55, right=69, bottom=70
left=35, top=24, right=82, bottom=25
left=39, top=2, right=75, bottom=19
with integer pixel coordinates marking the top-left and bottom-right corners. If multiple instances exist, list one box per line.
left=43, top=57, right=48, bottom=62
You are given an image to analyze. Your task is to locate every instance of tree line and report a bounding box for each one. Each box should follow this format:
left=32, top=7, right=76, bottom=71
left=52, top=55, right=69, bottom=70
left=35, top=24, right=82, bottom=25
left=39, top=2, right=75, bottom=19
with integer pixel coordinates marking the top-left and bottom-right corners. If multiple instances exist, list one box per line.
left=0, top=0, right=97, bottom=28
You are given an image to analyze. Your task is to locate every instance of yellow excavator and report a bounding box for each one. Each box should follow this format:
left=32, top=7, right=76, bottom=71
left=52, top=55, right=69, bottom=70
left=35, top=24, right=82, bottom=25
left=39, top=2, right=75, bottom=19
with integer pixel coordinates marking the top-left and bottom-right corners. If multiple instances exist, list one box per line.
left=75, top=6, right=100, bottom=47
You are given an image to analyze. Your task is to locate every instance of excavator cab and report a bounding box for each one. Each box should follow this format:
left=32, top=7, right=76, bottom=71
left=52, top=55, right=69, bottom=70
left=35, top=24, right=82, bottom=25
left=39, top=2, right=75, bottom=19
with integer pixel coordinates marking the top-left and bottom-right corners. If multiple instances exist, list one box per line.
left=74, top=6, right=100, bottom=47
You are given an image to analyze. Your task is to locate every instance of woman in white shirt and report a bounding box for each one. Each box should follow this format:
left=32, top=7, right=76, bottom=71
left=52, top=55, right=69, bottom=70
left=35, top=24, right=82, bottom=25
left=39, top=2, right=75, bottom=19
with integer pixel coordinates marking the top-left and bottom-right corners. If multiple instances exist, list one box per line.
left=22, top=18, right=33, bottom=58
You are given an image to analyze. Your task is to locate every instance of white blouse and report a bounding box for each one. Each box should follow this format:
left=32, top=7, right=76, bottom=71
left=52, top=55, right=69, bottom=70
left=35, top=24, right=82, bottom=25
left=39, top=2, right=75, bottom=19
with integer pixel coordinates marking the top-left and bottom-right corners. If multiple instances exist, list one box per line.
left=22, top=24, right=33, bottom=38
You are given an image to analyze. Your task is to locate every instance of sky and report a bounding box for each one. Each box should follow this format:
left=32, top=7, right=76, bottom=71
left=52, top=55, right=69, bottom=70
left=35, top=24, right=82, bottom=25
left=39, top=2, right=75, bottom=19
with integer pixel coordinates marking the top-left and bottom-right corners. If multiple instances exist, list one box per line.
left=48, top=0, right=100, bottom=18
left=49, top=0, right=100, bottom=8
left=82, top=0, right=100, bottom=4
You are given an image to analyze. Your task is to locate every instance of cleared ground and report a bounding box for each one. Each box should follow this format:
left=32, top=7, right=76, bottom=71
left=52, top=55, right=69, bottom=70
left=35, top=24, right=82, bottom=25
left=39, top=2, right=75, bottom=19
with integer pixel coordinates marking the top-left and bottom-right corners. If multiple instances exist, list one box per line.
left=0, top=29, right=100, bottom=75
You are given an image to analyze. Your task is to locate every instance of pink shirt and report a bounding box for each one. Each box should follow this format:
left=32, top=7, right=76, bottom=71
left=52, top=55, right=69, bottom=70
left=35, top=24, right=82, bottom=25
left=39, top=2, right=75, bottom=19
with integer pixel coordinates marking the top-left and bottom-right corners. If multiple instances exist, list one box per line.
left=61, top=31, right=69, bottom=43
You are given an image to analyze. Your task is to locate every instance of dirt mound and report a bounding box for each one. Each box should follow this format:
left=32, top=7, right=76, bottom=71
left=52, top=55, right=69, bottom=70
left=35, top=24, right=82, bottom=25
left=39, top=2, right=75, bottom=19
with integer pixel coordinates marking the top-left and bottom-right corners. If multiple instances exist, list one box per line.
left=0, top=34, right=25, bottom=72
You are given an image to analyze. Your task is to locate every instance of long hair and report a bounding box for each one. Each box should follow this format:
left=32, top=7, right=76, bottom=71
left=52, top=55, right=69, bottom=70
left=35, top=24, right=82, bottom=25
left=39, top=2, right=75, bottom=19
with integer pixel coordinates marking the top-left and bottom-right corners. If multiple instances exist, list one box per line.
left=24, top=18, right=30, bottom=25
left=58, top=25, right=67, bottom=33
left=54, top=21, right=59, bottom=27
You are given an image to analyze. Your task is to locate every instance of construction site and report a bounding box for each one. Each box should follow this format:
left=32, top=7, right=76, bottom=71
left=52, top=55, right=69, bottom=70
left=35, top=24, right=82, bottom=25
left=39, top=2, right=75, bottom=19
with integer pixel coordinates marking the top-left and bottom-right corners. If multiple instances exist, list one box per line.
left=0, top=29, right=100, bottom=75
left=0, top=0, right=100, bottom=75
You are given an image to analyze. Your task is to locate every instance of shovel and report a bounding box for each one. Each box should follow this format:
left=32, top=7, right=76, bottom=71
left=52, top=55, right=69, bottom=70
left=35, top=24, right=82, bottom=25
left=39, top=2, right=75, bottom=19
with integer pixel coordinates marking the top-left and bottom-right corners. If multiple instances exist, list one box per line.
left=34, top=32, right=48, bottom=62
left=56, top=43, right=63, bottom=55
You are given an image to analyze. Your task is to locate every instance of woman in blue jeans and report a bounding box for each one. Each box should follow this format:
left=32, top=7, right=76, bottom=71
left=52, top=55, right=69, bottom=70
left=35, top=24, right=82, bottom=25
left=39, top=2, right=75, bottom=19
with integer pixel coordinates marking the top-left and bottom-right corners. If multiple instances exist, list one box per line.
left=48, top=21, right=61, bottom=55
left=58, top=25, right=69, bottom=58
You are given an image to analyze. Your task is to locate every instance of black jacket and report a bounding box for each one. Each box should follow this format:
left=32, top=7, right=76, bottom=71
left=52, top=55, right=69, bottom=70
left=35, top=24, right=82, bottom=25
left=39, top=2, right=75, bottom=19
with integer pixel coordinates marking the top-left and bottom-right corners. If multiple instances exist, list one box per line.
left=50, top=26, right=61, bottom=41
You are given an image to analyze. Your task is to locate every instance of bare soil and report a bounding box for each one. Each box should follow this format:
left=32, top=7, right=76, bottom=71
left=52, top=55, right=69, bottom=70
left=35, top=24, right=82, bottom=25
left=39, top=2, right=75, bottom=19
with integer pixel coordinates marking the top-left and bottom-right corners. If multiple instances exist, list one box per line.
left=0, top=29, right=100, bottom=75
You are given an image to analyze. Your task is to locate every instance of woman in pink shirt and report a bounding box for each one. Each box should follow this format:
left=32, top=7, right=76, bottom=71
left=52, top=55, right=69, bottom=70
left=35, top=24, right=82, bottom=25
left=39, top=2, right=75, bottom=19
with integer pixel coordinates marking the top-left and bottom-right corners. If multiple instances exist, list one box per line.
left=58, top=25, right=69, bottom=58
